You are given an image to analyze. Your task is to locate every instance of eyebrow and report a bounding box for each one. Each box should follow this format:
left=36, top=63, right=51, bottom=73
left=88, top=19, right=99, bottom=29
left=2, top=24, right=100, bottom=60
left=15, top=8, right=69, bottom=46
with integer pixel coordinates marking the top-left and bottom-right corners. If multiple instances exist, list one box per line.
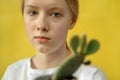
left=25, top=5, right=39, bottom=9
left=25, top=4, right=65, bottom=12
left=48, top=7, right=64, bottom=11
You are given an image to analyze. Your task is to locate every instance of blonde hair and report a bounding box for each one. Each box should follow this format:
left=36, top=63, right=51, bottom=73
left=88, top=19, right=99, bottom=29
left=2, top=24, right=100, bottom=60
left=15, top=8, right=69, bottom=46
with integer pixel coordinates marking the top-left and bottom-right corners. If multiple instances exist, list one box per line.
left=21, top=0, right=79, bottom=23
left=65, top=0, right=79, bottom=23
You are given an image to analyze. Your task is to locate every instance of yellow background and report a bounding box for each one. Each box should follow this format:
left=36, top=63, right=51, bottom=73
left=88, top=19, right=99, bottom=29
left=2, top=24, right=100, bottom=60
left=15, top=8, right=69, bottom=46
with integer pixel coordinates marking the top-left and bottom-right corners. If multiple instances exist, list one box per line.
left=0, top=0, right=120, bottom=80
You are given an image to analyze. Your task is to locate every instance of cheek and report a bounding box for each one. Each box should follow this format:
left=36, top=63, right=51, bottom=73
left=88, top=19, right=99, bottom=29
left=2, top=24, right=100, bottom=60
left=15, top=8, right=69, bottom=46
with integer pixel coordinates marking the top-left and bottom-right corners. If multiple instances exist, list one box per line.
left=56, top=26, right=68, bottom=35
left=24, top=19, right=34, bottom=39
left=25, top=23, right=31, bottom=35
left=52, top=20, right=71, bottom=39
left=24, top=16, right=33, bottom=30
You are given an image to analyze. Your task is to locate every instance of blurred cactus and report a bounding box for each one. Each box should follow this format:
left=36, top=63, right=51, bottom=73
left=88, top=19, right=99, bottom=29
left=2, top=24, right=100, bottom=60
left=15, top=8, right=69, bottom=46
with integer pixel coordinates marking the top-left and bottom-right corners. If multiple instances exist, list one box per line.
left=52, top=34, right=100, bottom=80
left=35, top=34, right=100, bottom=80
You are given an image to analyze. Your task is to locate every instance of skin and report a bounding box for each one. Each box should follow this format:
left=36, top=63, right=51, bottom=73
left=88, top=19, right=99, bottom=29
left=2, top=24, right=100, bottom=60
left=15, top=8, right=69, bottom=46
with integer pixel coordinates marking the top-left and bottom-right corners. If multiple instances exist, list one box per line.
left=23, top=0, right=74, bottom=69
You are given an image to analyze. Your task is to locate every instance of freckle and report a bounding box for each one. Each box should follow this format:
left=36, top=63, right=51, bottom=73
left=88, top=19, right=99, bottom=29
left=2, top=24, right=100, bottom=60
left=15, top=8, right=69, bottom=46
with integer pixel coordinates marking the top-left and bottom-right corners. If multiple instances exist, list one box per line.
left=37, top=27, right=40, bottom=30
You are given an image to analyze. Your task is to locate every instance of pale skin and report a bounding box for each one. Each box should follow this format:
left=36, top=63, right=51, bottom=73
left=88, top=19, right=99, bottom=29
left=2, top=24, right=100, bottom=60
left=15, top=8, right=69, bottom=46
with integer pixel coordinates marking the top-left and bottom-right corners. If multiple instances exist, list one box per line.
left=23, top=0, right=74, bottom=69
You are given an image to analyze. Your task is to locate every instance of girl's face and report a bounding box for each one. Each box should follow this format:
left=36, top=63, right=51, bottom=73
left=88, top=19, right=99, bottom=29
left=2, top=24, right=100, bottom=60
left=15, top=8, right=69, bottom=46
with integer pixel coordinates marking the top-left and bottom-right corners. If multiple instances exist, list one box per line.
left=23, top=0, right=73, bottom=53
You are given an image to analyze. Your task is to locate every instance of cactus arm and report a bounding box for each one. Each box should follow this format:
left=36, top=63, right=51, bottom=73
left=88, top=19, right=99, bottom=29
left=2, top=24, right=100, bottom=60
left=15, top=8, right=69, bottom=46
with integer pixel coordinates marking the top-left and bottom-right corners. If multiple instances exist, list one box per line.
left=84, top=39, right=100, bottom=55
left=80, top=34, right=87, bottom=54
left=70, top=36, right=80, bottom=54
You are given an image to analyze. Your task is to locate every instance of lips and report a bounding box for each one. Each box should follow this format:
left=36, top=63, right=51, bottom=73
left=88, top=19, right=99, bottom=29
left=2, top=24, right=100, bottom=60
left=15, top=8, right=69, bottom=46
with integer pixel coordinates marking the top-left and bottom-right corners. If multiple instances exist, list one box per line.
left=34, top=36, right=51, bottom=42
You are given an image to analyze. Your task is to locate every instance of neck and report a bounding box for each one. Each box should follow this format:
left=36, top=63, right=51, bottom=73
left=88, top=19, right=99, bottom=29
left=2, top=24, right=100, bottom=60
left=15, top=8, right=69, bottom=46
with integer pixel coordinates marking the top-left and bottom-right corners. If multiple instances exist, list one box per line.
left=31, top=45, right=71, bottom=69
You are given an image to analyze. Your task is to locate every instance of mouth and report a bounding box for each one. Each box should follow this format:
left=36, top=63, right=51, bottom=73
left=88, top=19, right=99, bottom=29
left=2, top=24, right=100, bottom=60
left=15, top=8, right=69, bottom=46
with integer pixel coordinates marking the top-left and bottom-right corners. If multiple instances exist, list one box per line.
left=34, top=36, right=51, bottom=42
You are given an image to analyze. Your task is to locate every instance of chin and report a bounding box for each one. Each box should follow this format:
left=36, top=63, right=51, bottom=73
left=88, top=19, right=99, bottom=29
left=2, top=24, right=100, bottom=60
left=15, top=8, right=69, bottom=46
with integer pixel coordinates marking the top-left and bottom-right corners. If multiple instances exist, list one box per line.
left=35, top=46, right=51, bottom=54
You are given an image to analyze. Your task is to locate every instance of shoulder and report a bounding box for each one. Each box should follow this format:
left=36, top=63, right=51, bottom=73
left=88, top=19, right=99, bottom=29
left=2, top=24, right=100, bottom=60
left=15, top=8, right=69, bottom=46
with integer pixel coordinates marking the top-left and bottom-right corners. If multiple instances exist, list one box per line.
left=7, top=58, right=29, bottom=71
left=2, top=58, right=30, bottom=80
left=73, top=64, right=107, bottom=80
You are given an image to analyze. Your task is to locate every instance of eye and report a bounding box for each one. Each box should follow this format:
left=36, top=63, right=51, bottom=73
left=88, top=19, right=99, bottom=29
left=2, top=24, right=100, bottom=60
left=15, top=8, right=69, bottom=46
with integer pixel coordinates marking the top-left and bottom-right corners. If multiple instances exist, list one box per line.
left=50, top=12, right=62, bottom=18
left=28, top=10, right=38, bottom=16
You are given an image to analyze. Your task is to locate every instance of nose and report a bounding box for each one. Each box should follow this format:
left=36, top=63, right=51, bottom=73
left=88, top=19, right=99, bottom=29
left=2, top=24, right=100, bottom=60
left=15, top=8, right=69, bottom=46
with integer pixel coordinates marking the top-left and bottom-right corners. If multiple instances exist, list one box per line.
left=37, top=25, right=48, bottom=32
left=35, top=13, right=49, bottom=32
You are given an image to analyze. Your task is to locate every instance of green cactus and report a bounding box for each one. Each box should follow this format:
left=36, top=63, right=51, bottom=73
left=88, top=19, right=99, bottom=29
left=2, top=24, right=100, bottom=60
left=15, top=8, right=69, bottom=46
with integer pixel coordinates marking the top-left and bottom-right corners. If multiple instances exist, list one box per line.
left=35, top=34, right=100, bottom=80
left=52, top=34, right=100, bottom=80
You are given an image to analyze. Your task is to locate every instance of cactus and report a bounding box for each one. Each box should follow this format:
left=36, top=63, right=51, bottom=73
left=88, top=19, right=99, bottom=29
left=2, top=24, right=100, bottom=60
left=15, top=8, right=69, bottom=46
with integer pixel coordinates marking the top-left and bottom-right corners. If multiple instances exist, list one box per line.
left=52, top=34, right=100, bottom=80
left=35, top=34, right=100, bottom=80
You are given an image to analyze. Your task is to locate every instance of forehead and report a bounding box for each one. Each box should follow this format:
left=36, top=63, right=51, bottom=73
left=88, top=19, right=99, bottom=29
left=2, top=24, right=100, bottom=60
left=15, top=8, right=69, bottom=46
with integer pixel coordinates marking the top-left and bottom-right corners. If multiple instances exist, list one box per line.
left=24, top=0, right=68, bottom=9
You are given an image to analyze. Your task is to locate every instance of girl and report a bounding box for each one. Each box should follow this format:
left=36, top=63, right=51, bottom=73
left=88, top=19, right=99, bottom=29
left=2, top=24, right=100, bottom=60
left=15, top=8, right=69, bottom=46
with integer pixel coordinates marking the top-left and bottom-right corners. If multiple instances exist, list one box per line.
left=2, top=0, right=107, bottom=80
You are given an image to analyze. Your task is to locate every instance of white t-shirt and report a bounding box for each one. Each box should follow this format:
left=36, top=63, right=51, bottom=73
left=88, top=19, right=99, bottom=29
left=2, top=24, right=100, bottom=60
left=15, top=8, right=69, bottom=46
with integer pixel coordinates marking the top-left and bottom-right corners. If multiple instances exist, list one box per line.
left=2, top=58, right=107, bottom=80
